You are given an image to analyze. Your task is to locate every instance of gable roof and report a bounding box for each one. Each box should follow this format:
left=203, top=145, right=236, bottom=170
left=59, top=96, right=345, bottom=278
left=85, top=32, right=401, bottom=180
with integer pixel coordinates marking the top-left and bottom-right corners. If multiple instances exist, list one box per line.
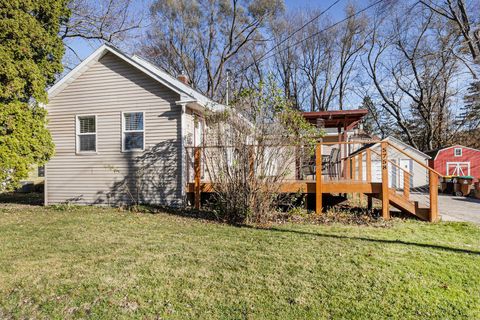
left=350, top=136, right=431, bottom=160
left=383, top=136, right=431, bottom=159
left=426, top=145, right=480, bottom=160
left=47, top=43, right=224, bottom=112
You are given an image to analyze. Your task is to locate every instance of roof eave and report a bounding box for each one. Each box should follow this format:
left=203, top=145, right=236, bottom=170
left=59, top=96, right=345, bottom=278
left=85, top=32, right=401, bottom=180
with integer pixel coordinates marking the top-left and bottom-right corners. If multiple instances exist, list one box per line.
left=47, top=44, right=198, bottom=103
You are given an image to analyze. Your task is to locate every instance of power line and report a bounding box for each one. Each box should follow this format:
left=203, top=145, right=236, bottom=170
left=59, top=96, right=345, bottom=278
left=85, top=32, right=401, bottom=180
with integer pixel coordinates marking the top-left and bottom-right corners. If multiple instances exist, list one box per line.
left=254, top=0, right=342, bottom=66
left=237, top=0, right=386, bottom=76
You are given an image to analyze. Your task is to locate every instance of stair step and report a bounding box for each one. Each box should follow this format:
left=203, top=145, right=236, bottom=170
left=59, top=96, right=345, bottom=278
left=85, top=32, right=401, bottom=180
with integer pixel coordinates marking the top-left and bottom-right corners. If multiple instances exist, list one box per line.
left=370, top=191, right=430, bottom=221
left=389, top=192, right=429, bottom=221
left=414, top=202, right=430, bottom=221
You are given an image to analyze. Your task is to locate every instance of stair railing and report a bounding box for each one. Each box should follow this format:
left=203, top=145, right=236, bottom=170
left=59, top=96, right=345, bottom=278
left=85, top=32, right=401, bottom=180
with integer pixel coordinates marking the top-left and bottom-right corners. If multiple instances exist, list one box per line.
left=386, top=141, right=441, bottom=222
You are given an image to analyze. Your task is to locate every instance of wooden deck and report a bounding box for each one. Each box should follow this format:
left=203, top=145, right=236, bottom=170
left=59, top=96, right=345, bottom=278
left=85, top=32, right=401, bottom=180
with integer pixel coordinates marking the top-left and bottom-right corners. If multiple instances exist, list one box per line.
left=186, top=141, right=441, bottom=222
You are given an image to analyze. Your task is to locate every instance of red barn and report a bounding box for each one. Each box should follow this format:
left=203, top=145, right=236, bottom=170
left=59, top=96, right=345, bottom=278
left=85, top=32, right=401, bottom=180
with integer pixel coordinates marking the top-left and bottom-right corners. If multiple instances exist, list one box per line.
left=427, top=145, right=480, bottom=180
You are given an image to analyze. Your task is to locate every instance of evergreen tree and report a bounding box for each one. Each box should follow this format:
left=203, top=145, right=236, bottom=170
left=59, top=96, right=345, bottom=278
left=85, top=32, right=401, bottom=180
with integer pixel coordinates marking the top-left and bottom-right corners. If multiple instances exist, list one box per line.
left=0, top=0, right=69, bottom=190
left=360, top=96, right=392, bottom=139
left=461, top=80, right=480, bottom=130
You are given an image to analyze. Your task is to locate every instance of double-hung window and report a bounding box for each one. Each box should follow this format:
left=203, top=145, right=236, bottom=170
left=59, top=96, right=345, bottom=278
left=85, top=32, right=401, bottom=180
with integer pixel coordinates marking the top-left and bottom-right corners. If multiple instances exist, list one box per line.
left=76, top=115, right=97, bottom=153
left=122, top=112, right=145, bottom=151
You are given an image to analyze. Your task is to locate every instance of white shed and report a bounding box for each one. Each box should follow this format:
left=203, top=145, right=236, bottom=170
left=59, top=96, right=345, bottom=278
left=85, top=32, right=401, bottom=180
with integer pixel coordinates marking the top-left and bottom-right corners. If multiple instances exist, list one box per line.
left=359, top=137, right=431, bottom=189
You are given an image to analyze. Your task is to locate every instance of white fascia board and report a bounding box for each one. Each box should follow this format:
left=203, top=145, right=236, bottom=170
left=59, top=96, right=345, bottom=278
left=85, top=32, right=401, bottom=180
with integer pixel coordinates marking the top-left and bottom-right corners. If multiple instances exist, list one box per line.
left=371, top=137, right=431, bottom=160
left=47, top=44, right=199, bottom=104
left=385, top=136, right=431, bottom=160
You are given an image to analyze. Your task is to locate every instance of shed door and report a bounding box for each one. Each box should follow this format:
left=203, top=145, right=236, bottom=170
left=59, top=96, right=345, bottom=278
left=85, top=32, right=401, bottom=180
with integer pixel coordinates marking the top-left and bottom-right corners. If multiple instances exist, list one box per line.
left=446, top=162, right=470, bottom=176
left=398, top=159, right=413, bottom=188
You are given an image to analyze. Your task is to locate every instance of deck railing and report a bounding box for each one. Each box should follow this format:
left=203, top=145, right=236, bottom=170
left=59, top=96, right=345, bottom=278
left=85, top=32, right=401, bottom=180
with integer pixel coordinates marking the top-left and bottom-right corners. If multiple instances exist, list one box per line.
left=185, top=140, right=441, bottom=222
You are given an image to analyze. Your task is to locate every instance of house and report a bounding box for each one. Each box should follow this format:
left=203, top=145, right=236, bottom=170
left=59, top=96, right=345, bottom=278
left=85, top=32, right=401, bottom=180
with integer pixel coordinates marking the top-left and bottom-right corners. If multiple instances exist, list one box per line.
left=426, top=145, right=480, bottom=180
left=45, top=44, right=224, bottom=206
left=45, top=44, right=441, bottom=221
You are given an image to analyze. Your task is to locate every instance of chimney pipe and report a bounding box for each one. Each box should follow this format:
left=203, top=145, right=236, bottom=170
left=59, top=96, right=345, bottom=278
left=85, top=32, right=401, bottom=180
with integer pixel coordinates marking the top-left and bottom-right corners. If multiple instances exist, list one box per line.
left=177, top=74, right=189, bottom=85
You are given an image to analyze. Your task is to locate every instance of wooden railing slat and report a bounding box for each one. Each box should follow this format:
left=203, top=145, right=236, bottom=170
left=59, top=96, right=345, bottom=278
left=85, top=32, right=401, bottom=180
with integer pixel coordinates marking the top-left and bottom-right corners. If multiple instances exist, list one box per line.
left=429, top=171, right=439, bottom=222
left=315, top=143, right=323, bottom=214
left=381, top=142, right=390, bottom=220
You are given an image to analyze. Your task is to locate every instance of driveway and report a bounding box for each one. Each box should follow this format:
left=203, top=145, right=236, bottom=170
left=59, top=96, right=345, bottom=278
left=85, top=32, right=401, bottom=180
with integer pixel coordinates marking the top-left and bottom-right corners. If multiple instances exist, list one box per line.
left=438, top=194, right=480, bottom=224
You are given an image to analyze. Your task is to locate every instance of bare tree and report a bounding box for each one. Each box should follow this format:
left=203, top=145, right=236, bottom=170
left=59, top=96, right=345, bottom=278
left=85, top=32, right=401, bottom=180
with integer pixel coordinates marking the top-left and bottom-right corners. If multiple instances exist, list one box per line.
left=140, top=0, right=283, bottom=101
left=270, top=4, right=367, bottom=111
left=420, top=0, right=480, bottom=70
left=335, top=4, right=368, bottom=109
left=201, top=78, right=320, bottom=223
left=270, top=12, right=306, bottom=109
left=296, top=11, right=337, bottom=111
left=61, top=0, right=144, bottom=65
left=365, top=3, right=464, bottom=151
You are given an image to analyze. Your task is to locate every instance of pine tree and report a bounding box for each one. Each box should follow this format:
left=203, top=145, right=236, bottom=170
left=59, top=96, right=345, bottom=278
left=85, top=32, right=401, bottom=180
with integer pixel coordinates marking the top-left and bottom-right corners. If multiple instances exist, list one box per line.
left=360, top=96, right=392, bottom=139
left=461, top=80, right=480, bottom=130
left=0, top=0, right=69, bottom=191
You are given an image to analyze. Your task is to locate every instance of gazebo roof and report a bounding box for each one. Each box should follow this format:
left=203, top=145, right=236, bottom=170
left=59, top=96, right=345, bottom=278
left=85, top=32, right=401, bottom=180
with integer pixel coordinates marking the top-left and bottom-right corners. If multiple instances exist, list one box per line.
left=302, top=109, right=368, bottom=130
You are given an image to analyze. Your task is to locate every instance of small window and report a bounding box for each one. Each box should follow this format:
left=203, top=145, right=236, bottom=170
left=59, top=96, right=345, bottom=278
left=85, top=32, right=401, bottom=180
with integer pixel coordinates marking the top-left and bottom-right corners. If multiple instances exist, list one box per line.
left=76, top=115, right=97, bottom=153
left=122, top=112, right=145, bottom=151
left=38, top=166, right=45, bottom=177
left=454, top=148, right=462, bottom=157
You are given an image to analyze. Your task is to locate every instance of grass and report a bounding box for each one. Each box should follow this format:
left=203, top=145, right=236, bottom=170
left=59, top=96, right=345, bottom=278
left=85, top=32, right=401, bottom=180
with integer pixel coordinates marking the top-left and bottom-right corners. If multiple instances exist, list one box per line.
left=0, top=203, right=479, bottom=319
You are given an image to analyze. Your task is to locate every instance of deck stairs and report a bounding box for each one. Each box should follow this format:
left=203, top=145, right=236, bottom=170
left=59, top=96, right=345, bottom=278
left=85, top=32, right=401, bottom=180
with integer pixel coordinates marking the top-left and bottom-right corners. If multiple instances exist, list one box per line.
left=384, top=189, right=430, bottom=221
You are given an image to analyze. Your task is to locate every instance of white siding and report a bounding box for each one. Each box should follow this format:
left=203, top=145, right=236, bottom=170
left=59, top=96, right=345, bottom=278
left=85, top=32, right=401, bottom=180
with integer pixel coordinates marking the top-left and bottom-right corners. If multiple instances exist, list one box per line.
left=46, top=53, right=182, bottom=206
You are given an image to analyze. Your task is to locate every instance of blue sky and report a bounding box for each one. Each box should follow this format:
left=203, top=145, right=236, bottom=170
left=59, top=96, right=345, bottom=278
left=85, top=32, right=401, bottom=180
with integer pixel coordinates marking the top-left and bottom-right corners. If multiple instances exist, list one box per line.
left=66, top=0, right=370, bottom=63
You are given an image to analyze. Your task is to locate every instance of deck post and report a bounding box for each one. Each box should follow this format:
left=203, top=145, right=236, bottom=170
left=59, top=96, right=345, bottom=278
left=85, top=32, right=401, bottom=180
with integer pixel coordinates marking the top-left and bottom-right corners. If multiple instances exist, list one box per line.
left=381, top=142, right=390, bottom=220
left=351, top=154, right=356, bottom=180
left=338, top=127, right=342, bottom=179
left=358, top=153, right=363, bottom=181
left=194, top=146, right=201, bottom=210
left=351, top=154, right=357, bottom=201
left=343, top=123, right=348, bottom=179
left=367, top=196, right=373, bottom=211
left=358, top=153, right=364, bottom=202
left=429, top=171, right=439, bottom=222
left=315, top=143, right=323, bottom=214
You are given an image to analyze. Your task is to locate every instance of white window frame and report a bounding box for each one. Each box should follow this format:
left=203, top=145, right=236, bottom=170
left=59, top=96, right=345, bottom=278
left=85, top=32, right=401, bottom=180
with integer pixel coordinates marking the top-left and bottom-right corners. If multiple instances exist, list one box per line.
left=454, top=147, right=462, bottom=157
left=76, top=115, right=97, bottom=154
left=122, top=111, right=145, bottom=152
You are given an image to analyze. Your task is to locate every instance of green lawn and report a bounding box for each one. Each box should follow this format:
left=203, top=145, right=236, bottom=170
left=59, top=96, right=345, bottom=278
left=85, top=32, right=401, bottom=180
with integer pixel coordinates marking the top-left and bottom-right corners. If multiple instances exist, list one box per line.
left=0, top=203, right=479, bottom=319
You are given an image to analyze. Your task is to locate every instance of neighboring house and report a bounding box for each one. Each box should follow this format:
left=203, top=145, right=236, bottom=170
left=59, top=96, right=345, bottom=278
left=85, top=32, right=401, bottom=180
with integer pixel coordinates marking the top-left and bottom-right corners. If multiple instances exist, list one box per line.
left=426, top=145, right=480, bottom=180
left=351, top=136, right=431, bottom=188
left=45, top=44, right=224, bottom=206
